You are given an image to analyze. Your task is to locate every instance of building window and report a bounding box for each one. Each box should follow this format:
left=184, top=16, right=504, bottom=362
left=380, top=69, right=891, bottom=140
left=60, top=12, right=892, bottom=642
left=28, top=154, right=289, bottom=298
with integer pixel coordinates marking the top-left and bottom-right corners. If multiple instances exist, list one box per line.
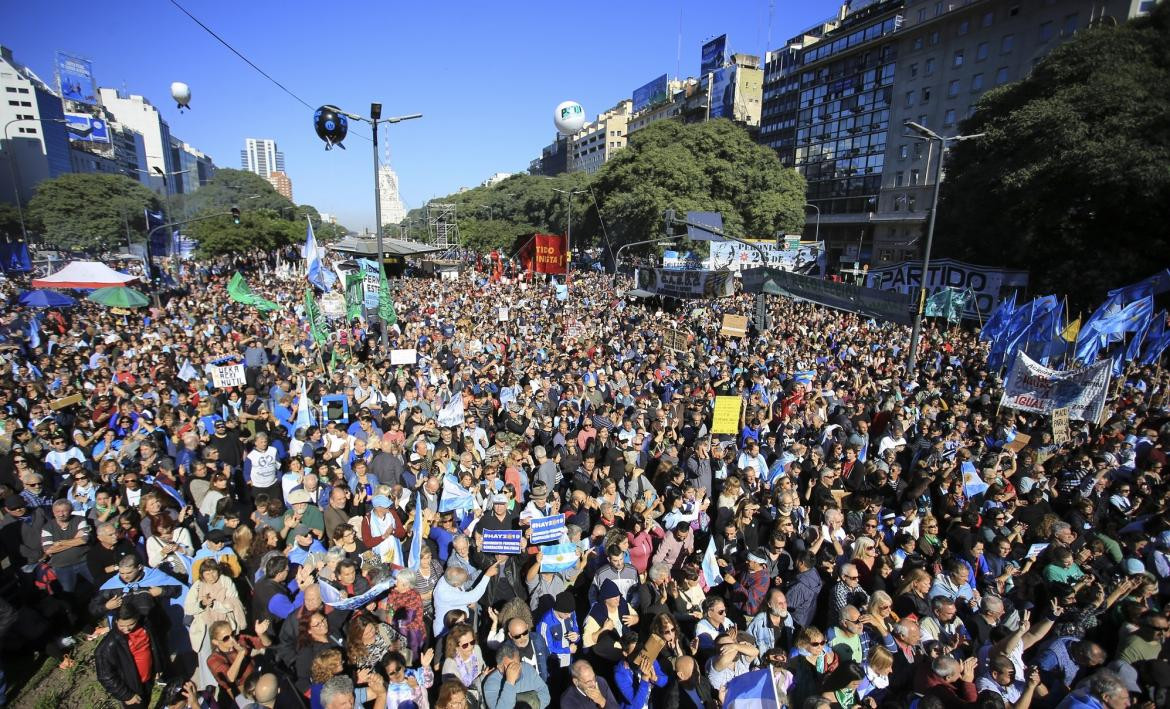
left=982, top=11, right=994, bottom=27
left=908, top=195, right=917, bottom=210
left=918, top=8, right=927, bottom=22
left=909, top=62, right=919, bottom=77
left=918, top=114, right=928, bottom=126
left=925, top=58, right=936, bottom=75
left=1039, top=21, right=1055, bottom=42
left=930, top=31, right=941, bottom=46
left=1063, top=13, right=1080, bottom=36
left=910, top=169, right=920, bottom=185
left=935, top=2, right=943, bottom=14
left=1001, top=34, right=1015, bottom=53
left=1009, top=4, right=1020, bottom=16
left=948, top=79, right=960, bottom=97
left=971, top=73, right=984, bottom=91
left=913, top=37, right=924, bottom=51
left=895, top=171, right=905, bottom=187
left=921, top=87, right=931, bottom=102
left=958, top=20, right=970, bottom=35
left=953, top=50, right=964, bottom=67
left=996, top=66, right=1010, bottom=84
left=913, top=142, right=924, bottom=158
left=944, top=109, right=956, bottom=126
left=976, top=42, right=989, bottom=61
left=899, top=144, right=909, bottom=158
left=4, top=87, right=15, bottom=93
left=905, top=91, right=915, bottom=107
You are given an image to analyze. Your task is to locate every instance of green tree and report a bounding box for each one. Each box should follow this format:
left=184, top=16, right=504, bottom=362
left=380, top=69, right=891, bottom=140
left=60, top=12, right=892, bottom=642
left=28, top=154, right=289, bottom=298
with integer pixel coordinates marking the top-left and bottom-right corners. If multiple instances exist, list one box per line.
left=591, top=120, right=806, bottom=252
left=0, top=203, right=23, bottom=240
left=935, top=4, right=1170, bottom=307
left=26, top=173, right=160, bottom=252
left=189, top=212, right=301, bottom=256
left=185, top=168, right=293, bottom=217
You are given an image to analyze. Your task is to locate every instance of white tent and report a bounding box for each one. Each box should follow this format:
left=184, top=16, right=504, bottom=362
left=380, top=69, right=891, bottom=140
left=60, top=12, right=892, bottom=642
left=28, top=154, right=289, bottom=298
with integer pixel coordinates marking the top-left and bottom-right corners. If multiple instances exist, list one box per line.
left=31, top=260, right=138, bottom=290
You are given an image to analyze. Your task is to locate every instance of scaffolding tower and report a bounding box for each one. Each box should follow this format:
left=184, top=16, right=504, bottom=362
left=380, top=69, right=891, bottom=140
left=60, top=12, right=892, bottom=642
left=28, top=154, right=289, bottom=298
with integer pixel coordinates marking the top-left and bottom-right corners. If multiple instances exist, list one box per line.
left=427, top=203, right=459, bottom=251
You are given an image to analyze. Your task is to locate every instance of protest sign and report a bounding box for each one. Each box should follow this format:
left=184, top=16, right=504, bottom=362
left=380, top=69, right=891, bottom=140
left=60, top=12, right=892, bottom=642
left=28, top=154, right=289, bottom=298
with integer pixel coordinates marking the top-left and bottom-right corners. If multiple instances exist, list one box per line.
left=663, top=329, right=689, bottom=352
left=707, top=241, right=823, bottom=274
left=1000, top=353, right=1111, bottom=421
left=481, top=529, right=523, bottom=554
left=529, top=514, right=566, bottom=544
left=865, top=257, right=1029, bottom=323
left=1051, top=407, right=1071, bottom=445
left=390, top=349, right=417, bottom=365
left=720, top=314, right=748, bottom=338
left=210, top=364, right=246, bottom=388
left=319, top=292, right=346, bottom=318
left=1003, top=433, right=1031, bottom=454
left=634, top=268, right=734, bottom=299
left=711, top=396, right=741, bottom=435
left=498, top=307, right=510, bottom=322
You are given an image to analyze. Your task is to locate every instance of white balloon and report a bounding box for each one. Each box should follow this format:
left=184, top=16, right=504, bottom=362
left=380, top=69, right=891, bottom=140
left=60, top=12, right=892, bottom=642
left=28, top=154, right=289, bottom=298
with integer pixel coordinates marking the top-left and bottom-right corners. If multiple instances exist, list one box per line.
left=171, top=82, right=191, bottom=110
left=554, top=100, right=585, bottom=136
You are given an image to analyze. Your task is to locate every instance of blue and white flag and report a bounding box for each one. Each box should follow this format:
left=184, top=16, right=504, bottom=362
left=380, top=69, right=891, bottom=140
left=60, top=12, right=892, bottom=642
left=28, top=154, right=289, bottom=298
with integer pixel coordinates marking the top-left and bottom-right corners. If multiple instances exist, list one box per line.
left=372, top=533, right=404, bottom=566
left=177, top=359, right=199, bottom=382
left=27, top=316, right=40, bottom=350
left=304, top=217, right=328, bottom=291
left=555, top=284, right=568, bottom=301
left=319, top=579, right=392, bottom=611
left=701, top=535, right=722, bottom=588
left=438, top=474, right=475, bottom=513
left=793, top=369, right=817, bottom=386
left=437, top=392, right=464, bottom=427
left=293, top=377, right=313, bottom=434
left=408, top=492, right=423, bottom=570
left=144, top=474, right=187, bottom=507
left=961, top=461, right=989, bottom=499
left=723, top=668, right=781, bottom=709
left=539, top=542, right=579, bottom=573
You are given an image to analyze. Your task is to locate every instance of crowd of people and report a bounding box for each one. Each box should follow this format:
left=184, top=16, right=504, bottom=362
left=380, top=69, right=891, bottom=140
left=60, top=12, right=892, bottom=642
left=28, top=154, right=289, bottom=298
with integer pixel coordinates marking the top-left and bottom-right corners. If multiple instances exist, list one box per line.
left=0, top=249, right=1167, bottom=709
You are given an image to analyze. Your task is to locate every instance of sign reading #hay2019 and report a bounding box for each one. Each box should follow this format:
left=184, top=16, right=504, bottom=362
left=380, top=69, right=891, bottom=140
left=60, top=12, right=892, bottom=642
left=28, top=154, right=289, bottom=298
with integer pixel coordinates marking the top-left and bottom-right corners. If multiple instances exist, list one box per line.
left=529, top=514, right=566, bottom=544
left=865, top=258, right=1028, bottom=322
left=481, top=529, right=523, bottom=554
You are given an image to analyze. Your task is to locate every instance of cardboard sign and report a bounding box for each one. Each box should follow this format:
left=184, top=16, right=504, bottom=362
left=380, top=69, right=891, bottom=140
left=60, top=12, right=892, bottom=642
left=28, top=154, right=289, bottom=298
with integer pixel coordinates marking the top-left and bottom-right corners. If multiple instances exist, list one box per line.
left=1003, top=432, right=1031, bottom=454
left=663, top=329, right=689, bottom=352
left=390, top=349, right=417, bottom=365
left=711, top=396, right=741, bottom=435
left=720, top=314, right=748, bottom=338
left=498, top=307, right=510, bottom=322
left=481, top=529, right=523, bottom=555
left=210, top=364, right=246, bottom=388
left=529, top=514, right=566, bottom=544
left=1051, top=407, right=1071, bottom=445
left=50, top=393, right=84, bottom=411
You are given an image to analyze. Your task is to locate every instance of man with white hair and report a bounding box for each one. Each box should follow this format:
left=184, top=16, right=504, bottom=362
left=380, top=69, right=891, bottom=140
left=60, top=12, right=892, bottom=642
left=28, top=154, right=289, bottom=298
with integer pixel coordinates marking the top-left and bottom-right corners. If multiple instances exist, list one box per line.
left=829, top=562, right=869, bottom=625
left=432, top=561, right=499, bottom=634
left=916, top=655, right=978, bottom=708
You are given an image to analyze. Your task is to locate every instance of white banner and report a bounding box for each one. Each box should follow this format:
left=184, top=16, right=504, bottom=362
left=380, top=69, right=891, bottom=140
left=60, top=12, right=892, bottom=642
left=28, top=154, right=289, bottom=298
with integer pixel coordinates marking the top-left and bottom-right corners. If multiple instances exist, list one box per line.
left=437, top=392, right=465, bottom=427
left=209, top=364, right=246, bottom=389
left=390, top=349, right=417, bottom=365
left=634, top=268, right=734, bottom=299
left=1000, top=352, right=1111, bottom=422
left=706, top=241, right=823, bottom=274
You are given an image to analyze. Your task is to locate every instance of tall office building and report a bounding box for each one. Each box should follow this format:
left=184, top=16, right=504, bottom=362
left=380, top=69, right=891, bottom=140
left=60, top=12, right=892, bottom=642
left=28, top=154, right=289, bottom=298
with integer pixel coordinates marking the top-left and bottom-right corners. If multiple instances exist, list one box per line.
left=267, top=170, right=293, bottom=201
left=98, top=87, right=179, bottom=195
left=0, top=45, right=72, bottom=215
left=240, top=138, right=284, bottom=179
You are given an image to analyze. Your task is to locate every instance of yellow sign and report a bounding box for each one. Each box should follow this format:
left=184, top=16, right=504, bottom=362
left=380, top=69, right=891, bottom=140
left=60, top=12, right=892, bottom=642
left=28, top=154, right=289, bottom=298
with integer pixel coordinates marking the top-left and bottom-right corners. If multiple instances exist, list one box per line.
left=711, top=396, right=741, bottom=434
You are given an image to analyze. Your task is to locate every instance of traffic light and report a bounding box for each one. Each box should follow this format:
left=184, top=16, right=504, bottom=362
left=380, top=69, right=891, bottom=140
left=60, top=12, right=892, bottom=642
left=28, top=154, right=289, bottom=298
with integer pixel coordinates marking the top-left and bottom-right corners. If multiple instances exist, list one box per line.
left=230, top=206, right=241, bottom=225
left=664, top=209, right=676, bottom=238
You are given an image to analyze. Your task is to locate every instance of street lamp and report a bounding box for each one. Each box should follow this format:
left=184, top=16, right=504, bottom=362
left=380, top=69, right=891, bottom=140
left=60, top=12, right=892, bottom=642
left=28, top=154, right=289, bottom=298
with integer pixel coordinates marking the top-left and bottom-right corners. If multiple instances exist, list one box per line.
left=552, top=187, right=586, bottom=283
left=903, top=120, right=985, bottom=370
left=2, top=117, right=78, bottom=241
left=804, top=203, right=821, bottom=243
left=337, top=103, right=422, bottom=348
left=612, top=236, right=683, bottom=286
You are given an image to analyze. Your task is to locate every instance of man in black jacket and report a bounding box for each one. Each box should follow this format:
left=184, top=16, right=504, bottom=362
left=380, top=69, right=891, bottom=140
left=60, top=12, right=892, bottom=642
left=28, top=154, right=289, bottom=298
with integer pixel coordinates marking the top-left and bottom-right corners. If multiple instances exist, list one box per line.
left=96, top=605, right=166, bottom=707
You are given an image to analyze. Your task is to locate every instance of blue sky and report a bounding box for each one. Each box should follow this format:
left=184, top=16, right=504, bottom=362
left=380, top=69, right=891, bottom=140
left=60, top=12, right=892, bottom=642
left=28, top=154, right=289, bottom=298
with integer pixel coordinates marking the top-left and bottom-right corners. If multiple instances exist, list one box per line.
left=7, top=0, right=842, bottom=230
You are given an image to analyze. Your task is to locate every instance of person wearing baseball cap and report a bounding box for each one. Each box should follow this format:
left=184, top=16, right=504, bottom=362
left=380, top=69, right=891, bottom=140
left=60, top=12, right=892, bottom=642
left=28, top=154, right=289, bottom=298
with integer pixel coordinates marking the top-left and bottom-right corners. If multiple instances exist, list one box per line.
left=280, top=488, right=324, bottom=544
left=478, top=492, right=518, bottom=533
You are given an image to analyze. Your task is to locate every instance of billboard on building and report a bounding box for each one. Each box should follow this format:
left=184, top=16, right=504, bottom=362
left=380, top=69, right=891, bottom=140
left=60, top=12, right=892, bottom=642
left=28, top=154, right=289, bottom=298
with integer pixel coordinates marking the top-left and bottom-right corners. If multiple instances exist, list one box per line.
left=633, top=74, right=669, bottom=112
left=708, top=66, right=736, bottom=119
left=701, top=34, right=728, bottom=76
left=63, top=113, right=110, bottom=143
left=56, top=52, right=98, bottom=105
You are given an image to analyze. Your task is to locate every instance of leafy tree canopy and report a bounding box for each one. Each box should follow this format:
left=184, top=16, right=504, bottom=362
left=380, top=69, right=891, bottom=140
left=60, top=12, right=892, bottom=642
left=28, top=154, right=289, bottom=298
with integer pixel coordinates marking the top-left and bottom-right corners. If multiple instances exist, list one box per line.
left=184, top=168, right=293, bottom=217
left=26, top=173, right=161, bottom=252
left=936, top=4, right=1170, bottom=307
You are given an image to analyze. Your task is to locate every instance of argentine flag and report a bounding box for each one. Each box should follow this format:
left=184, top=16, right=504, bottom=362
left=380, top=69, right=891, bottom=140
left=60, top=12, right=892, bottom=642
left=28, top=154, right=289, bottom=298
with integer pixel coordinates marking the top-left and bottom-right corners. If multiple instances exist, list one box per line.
left=320, top=579, right=393, bottom=611
left=961, top=461, right=989, bottom=498
left=438, top=474, right=475, bottom=513
left=701, top=536, right=722, bottom=589
left=539, top=542, right=579, bottom=574
left=293, top=377, right=314, bottom=435
left=408, top=492, right=424, bottom=569
left=723, top=668, right=781, bottom=708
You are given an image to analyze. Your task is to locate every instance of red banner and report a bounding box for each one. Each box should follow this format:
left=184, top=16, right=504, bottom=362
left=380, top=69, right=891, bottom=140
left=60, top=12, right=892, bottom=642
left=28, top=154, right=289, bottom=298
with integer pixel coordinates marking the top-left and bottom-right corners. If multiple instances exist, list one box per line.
left=533, top=233, right=567, bottom=275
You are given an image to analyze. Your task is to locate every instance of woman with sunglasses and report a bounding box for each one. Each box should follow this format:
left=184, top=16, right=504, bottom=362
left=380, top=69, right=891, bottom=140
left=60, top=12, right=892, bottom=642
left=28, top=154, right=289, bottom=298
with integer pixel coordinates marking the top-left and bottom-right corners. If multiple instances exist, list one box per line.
left=441, top=622, right=489, bottom=703
left=789, top=626, right=840, bottom=709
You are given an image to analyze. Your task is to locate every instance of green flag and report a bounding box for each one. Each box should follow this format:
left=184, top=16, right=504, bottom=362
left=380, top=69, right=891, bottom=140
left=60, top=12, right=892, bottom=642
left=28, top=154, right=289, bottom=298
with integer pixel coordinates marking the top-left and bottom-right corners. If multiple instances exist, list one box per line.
left=344, top=273, right=364, bottom=321
left=304, top=287, right=328, bottom=346
left=227, top=272, right=279, bottom=312
left=378, top=273, right=397, bottom=326
left=925, top=287, right=973, bottom=323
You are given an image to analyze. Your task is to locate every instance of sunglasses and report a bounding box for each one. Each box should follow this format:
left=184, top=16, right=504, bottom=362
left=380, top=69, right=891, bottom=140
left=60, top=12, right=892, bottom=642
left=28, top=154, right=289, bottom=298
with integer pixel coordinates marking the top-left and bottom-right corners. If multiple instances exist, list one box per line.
left=215, top=634, right=232, bottom=642
left=459, top=640, right=475, bottom=649
left=509, top=630, right=529, bottom=639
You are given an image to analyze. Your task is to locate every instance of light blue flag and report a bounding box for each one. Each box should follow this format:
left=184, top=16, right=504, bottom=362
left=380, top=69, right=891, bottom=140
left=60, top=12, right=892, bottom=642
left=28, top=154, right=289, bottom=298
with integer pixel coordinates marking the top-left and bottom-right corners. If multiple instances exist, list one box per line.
left=539, top=542, right=579, bottom=574
left=27, top=315, right=40, bottom=350
left=1141, top=312, right=1170, bottom=365
left=961, top=461, right=989, bottom=499
left=722, top=668, right=780, bottom=708
left=793, top=369, right=817, bottom=386
left=408, top=492, right=423, bottom=570
left=1109, top=269, right=1170, bottom=301
left=319, top=579, right=392, bottom=611
left=144, top=474, right=186, bottom=507
left=439, top=474, right=475, bottom=513
left=1078, top=295, right=1154, bottom=364
left=293, top=377, right=313, bottom=434
left=980, top=292, right=1017, bottom=342
left=555, top=284, right=568, bottom=301
left=177, top=359, right=199, bottom=382
left=701, top=535, right=722, bottom=588
left=304, top=217, right=328, bottom=291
